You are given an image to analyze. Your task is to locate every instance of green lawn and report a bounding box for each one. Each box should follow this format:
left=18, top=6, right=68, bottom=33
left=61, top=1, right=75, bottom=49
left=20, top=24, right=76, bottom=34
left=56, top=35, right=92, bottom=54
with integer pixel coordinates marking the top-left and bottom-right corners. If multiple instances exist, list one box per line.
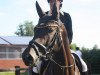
left=0, top=72, right=15, bottom=75
left=0, top=71, right=28, bottom=75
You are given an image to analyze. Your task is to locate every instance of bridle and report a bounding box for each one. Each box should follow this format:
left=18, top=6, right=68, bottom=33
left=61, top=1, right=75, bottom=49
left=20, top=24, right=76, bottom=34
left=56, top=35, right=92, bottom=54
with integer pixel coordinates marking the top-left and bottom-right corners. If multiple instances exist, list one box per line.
left=29, top=20, right=62, bottom=57
left=29, top=20, right=75, bottom=69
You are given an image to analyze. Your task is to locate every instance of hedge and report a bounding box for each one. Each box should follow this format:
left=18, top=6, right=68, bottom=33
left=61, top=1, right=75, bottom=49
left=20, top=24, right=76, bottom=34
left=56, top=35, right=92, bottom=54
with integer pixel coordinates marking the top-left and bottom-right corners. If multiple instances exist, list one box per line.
left=82, top=49, right=100, bottom=74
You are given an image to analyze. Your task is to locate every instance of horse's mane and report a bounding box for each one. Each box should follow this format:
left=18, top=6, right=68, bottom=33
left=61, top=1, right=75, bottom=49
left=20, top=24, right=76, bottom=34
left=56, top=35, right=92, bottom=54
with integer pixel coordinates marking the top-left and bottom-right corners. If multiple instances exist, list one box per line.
left=60, top=25, right=75, bottom=75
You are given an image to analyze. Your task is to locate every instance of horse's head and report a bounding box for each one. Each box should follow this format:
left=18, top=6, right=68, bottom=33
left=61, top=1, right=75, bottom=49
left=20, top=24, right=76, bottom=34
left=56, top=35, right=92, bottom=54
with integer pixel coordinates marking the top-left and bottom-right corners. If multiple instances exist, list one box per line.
left=22, top=1, right=63, bottom=66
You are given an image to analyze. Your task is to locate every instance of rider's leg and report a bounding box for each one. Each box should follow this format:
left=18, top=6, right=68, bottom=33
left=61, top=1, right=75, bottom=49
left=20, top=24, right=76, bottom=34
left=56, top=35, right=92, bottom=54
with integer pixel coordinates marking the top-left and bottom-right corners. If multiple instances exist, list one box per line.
left=32, top=61, right=42, bottom=75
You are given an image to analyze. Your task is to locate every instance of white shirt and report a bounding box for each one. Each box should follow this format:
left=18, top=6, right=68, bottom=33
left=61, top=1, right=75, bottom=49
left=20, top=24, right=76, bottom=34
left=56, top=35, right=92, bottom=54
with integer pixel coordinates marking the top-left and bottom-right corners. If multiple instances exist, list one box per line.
left=75, top=50, right=82, bottom=58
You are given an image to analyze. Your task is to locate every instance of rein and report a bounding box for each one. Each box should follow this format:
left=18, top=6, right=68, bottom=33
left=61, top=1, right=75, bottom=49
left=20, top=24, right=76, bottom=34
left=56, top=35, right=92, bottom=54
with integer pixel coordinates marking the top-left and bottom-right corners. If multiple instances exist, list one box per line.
left=49, top=55, right=75, bottom=68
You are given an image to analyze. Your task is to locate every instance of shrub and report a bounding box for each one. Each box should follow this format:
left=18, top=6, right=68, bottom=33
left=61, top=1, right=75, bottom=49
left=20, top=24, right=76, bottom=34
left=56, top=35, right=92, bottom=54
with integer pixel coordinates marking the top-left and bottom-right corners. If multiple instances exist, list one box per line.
left=82, top=49, right=100, bottom=74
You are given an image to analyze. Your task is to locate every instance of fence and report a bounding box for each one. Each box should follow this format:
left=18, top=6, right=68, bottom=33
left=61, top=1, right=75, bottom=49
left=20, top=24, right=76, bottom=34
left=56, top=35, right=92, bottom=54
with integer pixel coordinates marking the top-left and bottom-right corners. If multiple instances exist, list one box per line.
left=0, top=66, right=100, bottom=75
left=0, top=66, right=33, bottom=75
left=15, top=66, right=33, bottom=75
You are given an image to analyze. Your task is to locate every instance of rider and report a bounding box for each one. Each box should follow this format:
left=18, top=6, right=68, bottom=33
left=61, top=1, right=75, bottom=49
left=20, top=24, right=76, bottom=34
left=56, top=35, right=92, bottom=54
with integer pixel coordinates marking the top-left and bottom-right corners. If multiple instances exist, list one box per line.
left=46, top=0, right=73, bottom=44
left=32, top=0, right=72, bottom=75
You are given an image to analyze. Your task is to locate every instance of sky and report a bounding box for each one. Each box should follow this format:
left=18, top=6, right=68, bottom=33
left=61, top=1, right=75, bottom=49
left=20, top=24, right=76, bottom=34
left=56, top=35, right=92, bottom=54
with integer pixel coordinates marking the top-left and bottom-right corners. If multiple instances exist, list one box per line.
left=0, top=0, right=100, bottom=49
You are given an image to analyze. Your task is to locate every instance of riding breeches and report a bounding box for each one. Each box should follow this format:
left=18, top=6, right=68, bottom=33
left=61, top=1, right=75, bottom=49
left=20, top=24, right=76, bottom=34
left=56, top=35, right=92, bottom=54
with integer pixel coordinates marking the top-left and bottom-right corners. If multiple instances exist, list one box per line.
left=78, top=56, right=88, bottom=72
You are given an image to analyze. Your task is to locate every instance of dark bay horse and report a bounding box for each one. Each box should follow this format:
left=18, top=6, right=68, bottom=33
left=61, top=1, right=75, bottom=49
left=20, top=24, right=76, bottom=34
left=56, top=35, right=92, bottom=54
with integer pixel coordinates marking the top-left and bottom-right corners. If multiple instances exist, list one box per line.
left=22, top=1, right=80, bottom=75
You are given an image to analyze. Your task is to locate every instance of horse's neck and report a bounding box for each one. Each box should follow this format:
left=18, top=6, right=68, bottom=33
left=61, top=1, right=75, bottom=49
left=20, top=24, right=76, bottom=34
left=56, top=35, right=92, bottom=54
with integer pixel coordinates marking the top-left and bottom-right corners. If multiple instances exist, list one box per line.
left=61, top=25, right=75, bottom=75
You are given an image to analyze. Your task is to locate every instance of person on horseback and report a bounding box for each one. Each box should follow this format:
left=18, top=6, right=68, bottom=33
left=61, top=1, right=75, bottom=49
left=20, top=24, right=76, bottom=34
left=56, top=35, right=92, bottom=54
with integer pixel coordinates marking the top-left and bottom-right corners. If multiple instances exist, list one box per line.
left=76, top=47, right=82, bottom=58
left=47, top=0, right=73, bottom=44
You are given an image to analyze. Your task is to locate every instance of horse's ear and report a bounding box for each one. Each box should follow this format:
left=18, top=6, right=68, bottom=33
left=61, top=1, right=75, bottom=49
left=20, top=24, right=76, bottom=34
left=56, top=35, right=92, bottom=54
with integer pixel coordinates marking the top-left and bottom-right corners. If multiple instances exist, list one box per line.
left=36, top=1, right=46, bottom=18
left=52, top=3, right=58, bottom=19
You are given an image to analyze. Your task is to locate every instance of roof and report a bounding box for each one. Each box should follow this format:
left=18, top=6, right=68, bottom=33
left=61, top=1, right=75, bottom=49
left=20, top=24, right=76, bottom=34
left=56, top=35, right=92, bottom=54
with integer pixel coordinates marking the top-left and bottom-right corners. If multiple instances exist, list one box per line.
left=0, top=36, right=33, bottom=45
left=0, top=38, right=9, bottom=44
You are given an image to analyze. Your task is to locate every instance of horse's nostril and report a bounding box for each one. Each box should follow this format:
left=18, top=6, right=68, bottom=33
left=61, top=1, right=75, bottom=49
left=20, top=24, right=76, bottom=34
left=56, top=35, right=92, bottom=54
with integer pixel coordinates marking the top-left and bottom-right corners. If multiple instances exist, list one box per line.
left=23, top=54, right=34, bottom=66
left=26, top=54, right=33, bottom=61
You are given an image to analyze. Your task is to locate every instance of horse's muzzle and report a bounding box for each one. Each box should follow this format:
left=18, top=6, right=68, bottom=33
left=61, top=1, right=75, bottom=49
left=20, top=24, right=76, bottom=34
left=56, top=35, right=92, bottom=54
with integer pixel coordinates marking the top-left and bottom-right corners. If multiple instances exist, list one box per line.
left=22, top=53, right=34, bottom=66
left=22, top=46, right=34, bottom=66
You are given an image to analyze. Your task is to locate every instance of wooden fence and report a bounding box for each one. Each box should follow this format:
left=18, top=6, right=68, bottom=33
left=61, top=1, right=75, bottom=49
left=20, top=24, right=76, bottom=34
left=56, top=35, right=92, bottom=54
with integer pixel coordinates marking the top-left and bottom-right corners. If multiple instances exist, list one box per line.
left=0, top=66, right=33, bottom=75
left=15, top=66, right=33, bottom=75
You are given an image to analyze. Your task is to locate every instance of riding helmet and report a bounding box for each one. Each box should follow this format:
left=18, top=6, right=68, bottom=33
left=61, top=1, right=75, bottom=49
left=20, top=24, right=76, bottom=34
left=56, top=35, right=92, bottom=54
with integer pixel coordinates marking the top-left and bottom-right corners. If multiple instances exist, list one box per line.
left=47, top=0, right=63, bottom=3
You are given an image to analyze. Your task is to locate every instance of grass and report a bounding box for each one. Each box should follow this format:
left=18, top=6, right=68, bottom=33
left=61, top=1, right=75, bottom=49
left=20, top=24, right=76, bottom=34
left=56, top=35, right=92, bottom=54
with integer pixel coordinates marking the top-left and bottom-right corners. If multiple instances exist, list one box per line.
left=0, top=71, right=28, bottom=75
left=0, top=71, right=15, bottom=75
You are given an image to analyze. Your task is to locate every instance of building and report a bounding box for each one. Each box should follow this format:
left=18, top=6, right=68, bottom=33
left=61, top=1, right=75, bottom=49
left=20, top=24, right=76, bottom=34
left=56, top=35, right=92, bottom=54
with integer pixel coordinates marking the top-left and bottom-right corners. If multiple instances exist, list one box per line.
left=0, top=36, right=33, bottom=70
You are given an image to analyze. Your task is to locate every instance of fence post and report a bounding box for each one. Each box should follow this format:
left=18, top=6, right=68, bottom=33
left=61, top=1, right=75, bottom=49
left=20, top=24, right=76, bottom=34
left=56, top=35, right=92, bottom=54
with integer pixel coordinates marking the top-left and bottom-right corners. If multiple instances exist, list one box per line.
left=15, top=66, right=20, bottom=75
left=28, top=66, right=33, bottom=75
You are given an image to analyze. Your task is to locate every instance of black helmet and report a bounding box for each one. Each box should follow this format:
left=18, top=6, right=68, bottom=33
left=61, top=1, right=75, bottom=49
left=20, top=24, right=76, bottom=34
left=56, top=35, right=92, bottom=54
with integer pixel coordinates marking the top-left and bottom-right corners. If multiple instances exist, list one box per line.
left=47, top=0, right=63, bottom=3
left=76, top=47, right=80, bottom=50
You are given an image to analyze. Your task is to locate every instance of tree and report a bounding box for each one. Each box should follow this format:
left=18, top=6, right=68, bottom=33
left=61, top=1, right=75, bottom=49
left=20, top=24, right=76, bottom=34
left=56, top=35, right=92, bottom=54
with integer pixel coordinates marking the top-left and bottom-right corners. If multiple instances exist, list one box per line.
left=15, top=21, right=34, bottom=36
left=70, top=43, right=77, bottom=50
left=92, top=44, right=98, bottom=50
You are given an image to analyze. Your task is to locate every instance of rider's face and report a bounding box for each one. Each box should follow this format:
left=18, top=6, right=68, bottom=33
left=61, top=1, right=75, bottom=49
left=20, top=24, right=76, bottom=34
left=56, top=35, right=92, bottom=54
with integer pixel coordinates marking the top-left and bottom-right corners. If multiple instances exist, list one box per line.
left=49, top=0, right=61, bottom=11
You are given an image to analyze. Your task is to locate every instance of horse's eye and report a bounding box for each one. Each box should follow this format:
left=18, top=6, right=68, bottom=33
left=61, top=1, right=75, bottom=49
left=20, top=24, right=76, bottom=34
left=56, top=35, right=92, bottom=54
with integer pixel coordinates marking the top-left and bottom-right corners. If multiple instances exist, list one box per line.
left=40, top=23, right=44, bottom=25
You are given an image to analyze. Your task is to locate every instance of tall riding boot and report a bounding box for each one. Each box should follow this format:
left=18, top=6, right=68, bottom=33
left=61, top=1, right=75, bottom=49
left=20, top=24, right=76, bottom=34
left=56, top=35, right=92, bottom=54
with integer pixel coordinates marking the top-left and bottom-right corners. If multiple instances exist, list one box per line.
left=82, top=71, right=88, bottom=75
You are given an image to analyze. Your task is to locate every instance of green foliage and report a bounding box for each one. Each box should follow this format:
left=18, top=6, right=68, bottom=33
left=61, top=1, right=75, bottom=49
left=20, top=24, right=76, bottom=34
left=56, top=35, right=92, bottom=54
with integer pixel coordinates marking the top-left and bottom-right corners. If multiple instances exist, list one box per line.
left=15, top=21, right=34, bottom=36
left=92, top=44, right=99, bottom=50
left=70, top=43, right=77, bottom=50
left=82, top=49, right=100, bottom=74
left=81, top=47, right=89, bottom=51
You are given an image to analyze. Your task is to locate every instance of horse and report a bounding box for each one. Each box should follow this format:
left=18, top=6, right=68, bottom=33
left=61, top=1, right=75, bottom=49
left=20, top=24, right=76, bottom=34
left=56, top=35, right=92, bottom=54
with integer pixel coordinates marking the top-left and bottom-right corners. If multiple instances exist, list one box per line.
left=22, top=1, right=81, bottom=75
